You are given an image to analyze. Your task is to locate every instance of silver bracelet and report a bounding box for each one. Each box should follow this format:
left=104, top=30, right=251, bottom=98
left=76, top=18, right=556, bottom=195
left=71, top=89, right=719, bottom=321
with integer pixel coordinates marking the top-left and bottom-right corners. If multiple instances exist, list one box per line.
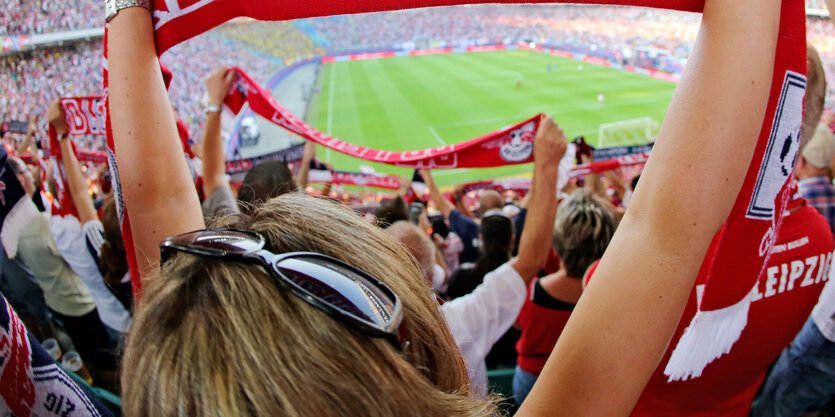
left=205, top=104, right=222, bottom=114
left=106, top=0, right=152, bottom=22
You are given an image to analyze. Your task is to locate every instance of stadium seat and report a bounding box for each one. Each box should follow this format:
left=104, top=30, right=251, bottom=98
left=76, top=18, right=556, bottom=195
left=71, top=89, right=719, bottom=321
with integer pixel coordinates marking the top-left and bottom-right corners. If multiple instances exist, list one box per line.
left=66, top=370, right=123, bottom=416
left=487, top=367, right=518, bottom=412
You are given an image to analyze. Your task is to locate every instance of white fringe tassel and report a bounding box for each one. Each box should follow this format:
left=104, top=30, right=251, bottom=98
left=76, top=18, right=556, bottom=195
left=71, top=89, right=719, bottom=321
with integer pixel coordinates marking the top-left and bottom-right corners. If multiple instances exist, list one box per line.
left=1, top=197, right=39, bottom=258
left=663, top=289, right=753, bottom=382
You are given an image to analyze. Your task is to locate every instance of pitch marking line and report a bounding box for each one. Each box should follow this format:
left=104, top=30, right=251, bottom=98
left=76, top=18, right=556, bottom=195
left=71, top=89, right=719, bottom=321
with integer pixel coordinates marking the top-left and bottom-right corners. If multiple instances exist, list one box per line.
left=428, top=126, right=446, bottom=145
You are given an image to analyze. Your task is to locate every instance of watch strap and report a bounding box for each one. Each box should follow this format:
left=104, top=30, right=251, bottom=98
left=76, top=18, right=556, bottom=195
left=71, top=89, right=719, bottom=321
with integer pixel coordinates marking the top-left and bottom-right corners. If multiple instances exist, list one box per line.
left=106, top=0, right=152, bottom=22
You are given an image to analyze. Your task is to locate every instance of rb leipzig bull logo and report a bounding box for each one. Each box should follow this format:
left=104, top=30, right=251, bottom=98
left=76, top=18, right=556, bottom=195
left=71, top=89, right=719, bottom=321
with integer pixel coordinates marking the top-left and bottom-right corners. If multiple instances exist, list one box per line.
left=499, top=121, right=536, bottom=162
left=482, top=121, right=537, bottom=163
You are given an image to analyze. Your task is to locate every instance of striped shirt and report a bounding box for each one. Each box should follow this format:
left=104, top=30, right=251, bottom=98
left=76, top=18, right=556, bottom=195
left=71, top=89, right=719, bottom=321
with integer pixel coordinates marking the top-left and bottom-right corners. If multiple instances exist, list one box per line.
left=798, top=175, right=835, bottom=235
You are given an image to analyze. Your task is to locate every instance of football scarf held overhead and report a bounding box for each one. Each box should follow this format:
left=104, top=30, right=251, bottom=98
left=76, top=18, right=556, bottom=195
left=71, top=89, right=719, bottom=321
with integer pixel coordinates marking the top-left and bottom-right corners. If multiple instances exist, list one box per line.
left=105, top=0, right=805, bottom=381
left=223, top=68, right=544, bottom=170
left=664, top=0, right=807, bottom=381
left=47, top=96, right=107, bottom=218
left=226, top=142, right=305, bottom=182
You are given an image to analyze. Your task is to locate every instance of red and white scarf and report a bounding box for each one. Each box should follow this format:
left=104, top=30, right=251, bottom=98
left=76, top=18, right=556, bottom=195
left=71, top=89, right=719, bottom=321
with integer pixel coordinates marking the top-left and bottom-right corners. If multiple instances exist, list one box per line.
left=47, top=96, right=107, bottom=218
left=308, top=169, right=402, bottom=190
left=104, top=0, right=805, bottom=379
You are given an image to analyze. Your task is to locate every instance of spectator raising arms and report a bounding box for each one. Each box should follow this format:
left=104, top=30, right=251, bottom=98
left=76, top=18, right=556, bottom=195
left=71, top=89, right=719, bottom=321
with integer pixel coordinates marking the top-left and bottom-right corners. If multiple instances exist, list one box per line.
left=422, top=169, right=503, bottom=264
left=48, top=100, right=132, bottom=337
left=106, top=0, right=780, bottom=415
left=513, top=189, right=618, bottom=405
left=200, top=66, right=298, bottom=219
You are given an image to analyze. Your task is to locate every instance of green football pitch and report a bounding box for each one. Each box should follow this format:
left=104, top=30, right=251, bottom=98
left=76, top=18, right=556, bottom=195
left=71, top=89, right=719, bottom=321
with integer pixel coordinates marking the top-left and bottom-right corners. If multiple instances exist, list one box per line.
left=308, top=49, right=676, bottom=187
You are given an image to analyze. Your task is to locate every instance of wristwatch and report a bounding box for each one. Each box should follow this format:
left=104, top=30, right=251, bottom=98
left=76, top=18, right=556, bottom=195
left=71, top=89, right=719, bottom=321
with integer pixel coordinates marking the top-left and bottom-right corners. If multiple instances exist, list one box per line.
left=205, top=104, right=222, bottom=114
left=106, top=0, right=152, bottom=22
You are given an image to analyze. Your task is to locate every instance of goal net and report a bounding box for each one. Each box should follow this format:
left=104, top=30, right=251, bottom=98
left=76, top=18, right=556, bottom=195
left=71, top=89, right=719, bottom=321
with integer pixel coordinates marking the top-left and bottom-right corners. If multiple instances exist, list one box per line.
left=597, top=117, right=659, bottom=148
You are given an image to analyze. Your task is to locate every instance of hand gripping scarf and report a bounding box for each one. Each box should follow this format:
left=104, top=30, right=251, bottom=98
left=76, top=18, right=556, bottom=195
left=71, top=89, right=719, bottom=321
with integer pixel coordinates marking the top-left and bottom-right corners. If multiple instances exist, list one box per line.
left=47, top=96, right=107, bottom=218
left=103, top=0, right=806, bottom=379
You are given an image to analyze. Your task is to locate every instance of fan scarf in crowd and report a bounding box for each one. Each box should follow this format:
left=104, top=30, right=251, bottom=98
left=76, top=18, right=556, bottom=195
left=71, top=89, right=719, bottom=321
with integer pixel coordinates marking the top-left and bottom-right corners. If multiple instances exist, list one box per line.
left=46, top=96, right=107, bottom=218
left=102, top=0, right=806, bottom=379
left=308, top=169, right=403, bottom=190
left=0, top=292, right=114, bottom=417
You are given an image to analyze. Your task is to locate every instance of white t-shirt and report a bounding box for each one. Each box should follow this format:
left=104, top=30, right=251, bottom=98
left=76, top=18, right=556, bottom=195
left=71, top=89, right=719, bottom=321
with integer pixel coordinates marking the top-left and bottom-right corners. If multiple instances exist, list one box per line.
left=812, top=256, right=835, bottom=341
left=49, top=215, right=131, bottom=333
left=440, top=263, right=526, bottom=395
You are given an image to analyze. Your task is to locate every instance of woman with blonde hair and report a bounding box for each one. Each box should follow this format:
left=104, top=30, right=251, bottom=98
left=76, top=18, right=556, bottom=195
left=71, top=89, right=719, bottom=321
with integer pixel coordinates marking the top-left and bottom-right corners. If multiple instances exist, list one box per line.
left=107, top=0, right=781, bottom=415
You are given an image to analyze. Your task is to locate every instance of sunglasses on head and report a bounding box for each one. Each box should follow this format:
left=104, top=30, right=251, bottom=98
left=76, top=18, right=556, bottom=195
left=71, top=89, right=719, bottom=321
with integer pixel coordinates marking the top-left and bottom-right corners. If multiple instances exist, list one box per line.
left=160, top=228, right=407, bottom=350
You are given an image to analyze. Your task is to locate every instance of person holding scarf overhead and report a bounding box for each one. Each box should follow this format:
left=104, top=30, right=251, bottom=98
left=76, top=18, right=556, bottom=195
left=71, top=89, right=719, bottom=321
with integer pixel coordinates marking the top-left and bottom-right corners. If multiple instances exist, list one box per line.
left=105, top=0, right=782, bottom=416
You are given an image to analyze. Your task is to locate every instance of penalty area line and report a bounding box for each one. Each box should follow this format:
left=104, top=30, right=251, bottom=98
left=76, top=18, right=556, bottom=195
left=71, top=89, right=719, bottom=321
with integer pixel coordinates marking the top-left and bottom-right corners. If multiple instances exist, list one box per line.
left=428, top=126, right=446, bottom=146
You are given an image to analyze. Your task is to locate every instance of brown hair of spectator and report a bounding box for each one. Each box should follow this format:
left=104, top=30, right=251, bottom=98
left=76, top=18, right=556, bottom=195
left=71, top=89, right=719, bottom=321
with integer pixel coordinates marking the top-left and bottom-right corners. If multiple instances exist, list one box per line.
left=99, top=198, right=129, bottom=289
left=121, top=193, right=495, bottom=417
left=552, top=189, right=618, bottom=278
left=478, top=189, right=503, bottom=214
left=374, top=195, right=409, bottom=228
left=475, top=210, right=514, bottom=275
left=237, top=160, right=297, bottom=212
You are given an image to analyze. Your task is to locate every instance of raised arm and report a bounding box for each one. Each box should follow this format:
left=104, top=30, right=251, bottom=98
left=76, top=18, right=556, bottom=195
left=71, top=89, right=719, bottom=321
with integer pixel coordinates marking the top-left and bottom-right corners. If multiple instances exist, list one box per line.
left=508, top=116, right=565, bottom=282
left=297, top=140, right=316, bottom=188
left=48, top=101, right=98, bottom=225
left=581, top=154, right=608, bottom=200
left=518, top=1, right=780, bottom=415
left=201, top=67, right=235, bottom=198
left=420, top=169, right=455, bottom=218
left=16, top=120, right=36, bottom=156
left=108, top=8, right=204, bottom=277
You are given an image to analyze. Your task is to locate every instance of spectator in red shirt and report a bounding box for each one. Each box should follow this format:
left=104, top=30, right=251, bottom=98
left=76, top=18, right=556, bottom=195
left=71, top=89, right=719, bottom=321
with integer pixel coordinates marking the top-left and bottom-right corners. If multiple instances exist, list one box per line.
left=513, top=189, right=618, bottom=405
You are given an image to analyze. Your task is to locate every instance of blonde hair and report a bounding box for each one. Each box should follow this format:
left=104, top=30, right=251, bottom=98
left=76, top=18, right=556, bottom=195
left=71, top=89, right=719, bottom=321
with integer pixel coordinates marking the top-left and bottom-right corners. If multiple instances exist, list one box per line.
left=121, top=193, right=495, bottom=417
left=552, top=189, right=618, bottom=278
left=803, top=44, right=826, bottom=148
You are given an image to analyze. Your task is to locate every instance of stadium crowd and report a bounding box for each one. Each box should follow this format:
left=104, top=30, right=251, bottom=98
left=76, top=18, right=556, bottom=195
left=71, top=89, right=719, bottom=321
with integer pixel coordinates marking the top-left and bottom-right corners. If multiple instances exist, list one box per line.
left=2, top=2, right=835, bottom=417
left=309, top=5, right=699, bottom=64
left=160, top=31, right=281, bottom=140
left=0, top=0, right=100, bottom=35
left=216, top=20, right=327, bottom=65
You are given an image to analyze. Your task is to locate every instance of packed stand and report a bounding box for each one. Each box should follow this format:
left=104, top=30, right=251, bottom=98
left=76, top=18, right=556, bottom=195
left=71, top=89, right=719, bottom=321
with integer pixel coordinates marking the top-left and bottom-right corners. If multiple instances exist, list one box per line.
left=807, top=0, right=829, bottom=10
left=1, top=41, right=103, bottom=152
left=1, top=0, right=102, bottom=36
left=215, top=20, right=327, bottom=65
left=160, top=31, right=281, bottom=142
left=309, top=5, right=701, bottom=71
left=808, top=16, right=835, bottom=98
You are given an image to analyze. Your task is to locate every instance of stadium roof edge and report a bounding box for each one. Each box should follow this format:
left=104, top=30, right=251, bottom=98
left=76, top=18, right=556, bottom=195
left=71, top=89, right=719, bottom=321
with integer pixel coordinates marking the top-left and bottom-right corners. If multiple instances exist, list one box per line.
left=1, top=27, right=104, bottom=56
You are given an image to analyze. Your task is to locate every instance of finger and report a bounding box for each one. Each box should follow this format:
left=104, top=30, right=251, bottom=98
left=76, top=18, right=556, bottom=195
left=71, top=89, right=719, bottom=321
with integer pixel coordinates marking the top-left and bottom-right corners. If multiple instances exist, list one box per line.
left=224, top=70, right=236, bottom=84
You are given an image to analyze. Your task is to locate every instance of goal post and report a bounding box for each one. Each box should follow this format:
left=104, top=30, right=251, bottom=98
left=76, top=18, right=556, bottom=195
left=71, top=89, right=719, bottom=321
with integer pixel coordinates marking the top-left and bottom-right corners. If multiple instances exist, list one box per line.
left=597, top=117, right=659, bottom=148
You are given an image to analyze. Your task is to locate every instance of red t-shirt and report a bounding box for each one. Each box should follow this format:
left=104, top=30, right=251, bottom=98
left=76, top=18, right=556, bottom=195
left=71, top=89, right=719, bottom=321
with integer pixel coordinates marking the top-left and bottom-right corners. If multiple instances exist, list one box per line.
left=629, top=200, right=834, bottom=416
left=515, top=277, right=576, bottom=375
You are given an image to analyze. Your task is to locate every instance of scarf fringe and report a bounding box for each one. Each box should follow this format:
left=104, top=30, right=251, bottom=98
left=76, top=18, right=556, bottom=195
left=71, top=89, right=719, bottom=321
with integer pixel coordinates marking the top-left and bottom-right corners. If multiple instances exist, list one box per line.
left=663, top=287, right=754, bottom=381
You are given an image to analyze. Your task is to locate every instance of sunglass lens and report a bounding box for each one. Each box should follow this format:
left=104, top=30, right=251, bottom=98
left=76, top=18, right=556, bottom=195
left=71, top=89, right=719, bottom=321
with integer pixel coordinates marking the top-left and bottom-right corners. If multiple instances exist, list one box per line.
left=276, top=256, right=397, bottom=328
left=171, top=230, right=264, bottom=254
